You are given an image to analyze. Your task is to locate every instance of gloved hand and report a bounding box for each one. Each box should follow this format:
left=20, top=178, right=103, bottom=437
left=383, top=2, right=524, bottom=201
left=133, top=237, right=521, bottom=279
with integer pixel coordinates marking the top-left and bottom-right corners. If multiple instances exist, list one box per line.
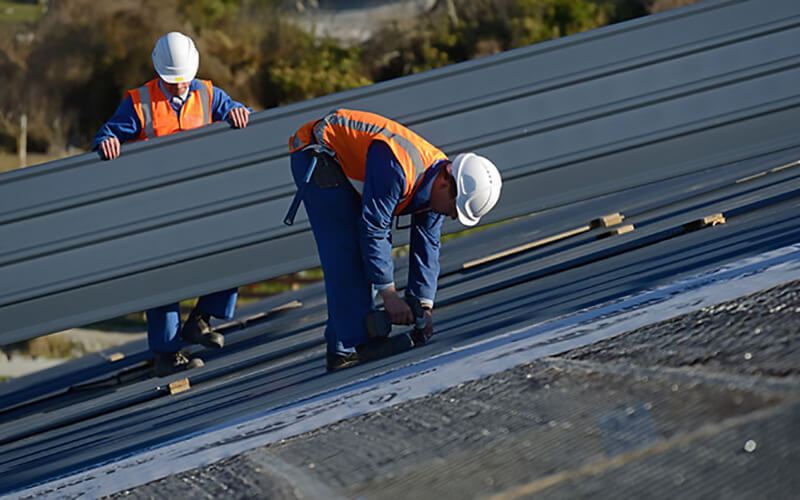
left=405, top=295, right=434, bottom=345
left=418, top=308, right=434, bottom=344
left=379, top=288, right=414, bottom=325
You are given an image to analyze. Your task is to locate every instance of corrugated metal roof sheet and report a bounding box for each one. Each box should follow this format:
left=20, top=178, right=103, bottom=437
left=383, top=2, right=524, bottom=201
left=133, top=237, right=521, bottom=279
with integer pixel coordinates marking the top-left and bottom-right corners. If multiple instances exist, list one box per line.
left=2, top=0, right=799, bottom=344
left=1, top=1, right=800, bottom=493
left=1, top=173, right=798, bottom=495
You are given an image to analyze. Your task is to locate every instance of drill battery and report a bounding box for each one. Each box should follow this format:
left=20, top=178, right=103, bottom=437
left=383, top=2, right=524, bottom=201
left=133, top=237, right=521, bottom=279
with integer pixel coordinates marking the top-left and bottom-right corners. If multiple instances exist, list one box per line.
left=365, top=296, right=430, bottom=346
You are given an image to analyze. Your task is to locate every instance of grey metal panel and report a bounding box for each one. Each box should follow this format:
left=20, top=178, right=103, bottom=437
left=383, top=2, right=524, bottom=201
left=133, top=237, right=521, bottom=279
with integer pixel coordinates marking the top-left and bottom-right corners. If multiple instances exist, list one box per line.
left=2, top=0, right=799, bottom=344
left=1, top=232, right=321, bottom=344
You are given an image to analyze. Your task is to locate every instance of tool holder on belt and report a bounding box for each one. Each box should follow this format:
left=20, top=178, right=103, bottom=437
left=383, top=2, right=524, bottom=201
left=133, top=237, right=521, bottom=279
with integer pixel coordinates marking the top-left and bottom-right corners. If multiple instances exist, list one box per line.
left=284, top=144, right=342, bottom=226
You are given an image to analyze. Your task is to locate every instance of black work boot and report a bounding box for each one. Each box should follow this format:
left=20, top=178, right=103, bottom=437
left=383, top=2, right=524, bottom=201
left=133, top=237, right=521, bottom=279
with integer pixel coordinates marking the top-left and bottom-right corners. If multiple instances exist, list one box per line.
left=326, top=334, right=414, bottom=372
left=326, top=350, right=360, bottom=372
left=180, top=307, right=224, bottom=349
left=153, top=351, right=204, bottom=377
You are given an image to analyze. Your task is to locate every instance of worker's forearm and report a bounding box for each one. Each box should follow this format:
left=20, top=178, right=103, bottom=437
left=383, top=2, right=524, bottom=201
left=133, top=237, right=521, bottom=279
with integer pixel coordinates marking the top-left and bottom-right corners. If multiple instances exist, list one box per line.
left=92, top=96, right=141, bottom=150
left=405, top=210, right=442, bottom=306
left=211, top=86, right=250, bottom=122
left=359, top=140, right=408, bottom=286
left=377, top=286, right=398, bottom=299
left=360, top=229, right=395, bottom=286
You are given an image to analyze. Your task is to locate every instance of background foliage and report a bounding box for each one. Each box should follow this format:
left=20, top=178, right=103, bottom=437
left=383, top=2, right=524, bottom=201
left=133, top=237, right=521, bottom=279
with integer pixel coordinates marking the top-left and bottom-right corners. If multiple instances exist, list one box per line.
left=0, top=0, right=690, bottom=156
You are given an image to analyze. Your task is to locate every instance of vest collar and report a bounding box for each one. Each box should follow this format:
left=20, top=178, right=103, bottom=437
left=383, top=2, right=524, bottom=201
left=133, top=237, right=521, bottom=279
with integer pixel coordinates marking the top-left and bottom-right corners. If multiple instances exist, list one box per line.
left=157, top=79, right=192, bottom=108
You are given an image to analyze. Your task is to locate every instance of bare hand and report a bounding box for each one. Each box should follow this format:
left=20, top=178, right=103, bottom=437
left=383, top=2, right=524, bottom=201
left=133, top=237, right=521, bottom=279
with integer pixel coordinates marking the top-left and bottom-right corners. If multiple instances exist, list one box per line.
left=379, top=289, right=414, bottom=325
left=99, top=137, right=121, bottom=160
left=228, top=107, right=250, bottom=128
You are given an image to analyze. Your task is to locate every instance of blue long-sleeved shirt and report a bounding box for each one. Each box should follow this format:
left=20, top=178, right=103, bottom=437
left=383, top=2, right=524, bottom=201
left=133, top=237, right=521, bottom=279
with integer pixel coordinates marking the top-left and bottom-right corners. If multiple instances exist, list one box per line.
left=92, top=79, right=248, bottom=150
left=359, top=140, right=446, bottom=306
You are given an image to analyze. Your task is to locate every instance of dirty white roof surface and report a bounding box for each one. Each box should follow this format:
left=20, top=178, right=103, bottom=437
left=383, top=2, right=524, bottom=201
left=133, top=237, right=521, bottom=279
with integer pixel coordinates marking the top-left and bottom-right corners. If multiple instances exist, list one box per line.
left=1, top=0, right=799, bottom=497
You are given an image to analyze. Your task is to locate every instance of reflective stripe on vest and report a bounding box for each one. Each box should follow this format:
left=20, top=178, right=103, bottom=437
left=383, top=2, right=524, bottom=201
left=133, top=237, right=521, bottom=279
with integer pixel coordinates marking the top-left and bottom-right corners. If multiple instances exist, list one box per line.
left=312, top=112, right=427, bottom=195
left=290, top=133, right=305, bottom=151
left=290, top=109, right=448, bottom=213
left=197, top=82, right=210, bottom=126
left=136, top=84, right=156, bottom=139
left=129, top=78, right=213, bottom=141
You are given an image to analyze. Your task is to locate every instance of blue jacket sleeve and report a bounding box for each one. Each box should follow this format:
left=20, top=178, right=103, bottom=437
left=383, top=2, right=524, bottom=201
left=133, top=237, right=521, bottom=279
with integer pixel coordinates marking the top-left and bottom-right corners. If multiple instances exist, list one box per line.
left=92, top=96, right=142, bottom=149
left=407, top=210, right=442, bottom=305
left=359, top=141, right=405, bottom=288
left=211, top=86, right=249, bottom=123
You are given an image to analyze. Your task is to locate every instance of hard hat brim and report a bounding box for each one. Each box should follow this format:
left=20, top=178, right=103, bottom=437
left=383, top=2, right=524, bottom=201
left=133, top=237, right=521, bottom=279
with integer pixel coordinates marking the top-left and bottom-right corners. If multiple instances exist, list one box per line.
left=452, top=154, right=481, bottom=227
left=158, top=73, right=195, bottom=84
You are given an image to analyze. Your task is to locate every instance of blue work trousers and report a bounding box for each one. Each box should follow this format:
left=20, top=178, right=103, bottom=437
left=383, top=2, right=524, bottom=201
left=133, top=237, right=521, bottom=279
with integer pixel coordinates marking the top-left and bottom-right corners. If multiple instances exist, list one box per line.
left=291, top=150, right=374, bottom=355
left=146, top=289, right=237, bottom=353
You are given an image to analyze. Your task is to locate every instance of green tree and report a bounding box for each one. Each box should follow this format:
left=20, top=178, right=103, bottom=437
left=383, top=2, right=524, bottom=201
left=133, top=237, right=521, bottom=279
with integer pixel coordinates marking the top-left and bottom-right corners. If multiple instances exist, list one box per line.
left=261, top=36, right=372, bottom=106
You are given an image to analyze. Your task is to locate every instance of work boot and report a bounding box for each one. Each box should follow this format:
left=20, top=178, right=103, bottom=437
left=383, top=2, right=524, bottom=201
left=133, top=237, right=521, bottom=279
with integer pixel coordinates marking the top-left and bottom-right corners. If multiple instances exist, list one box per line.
left=153, top=351, right=204, bottom=377
left=326, top=334, right=414, bottom=372
left=326, top=350, right=360, bottom=372
left=180, top=307, right=224, bottom=349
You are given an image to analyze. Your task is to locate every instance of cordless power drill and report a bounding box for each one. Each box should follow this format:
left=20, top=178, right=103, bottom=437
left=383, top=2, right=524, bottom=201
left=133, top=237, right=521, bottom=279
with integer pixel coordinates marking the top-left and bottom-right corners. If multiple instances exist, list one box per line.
left=365, top=295, right=430, bottom=346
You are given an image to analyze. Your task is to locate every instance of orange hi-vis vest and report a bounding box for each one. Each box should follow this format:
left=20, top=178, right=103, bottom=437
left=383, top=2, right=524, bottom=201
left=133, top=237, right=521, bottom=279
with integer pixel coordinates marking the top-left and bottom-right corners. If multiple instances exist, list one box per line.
left=289, top=109, right=449, bottom=214
left=126, top=78, right=213, bottom=142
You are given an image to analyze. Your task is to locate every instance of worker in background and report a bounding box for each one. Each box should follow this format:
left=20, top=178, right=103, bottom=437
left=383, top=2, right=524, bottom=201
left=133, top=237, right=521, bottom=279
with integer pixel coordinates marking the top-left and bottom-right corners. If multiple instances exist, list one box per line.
left=93, top=32, right=250, bottom=377
left=288, top=109, right=502, bottom=371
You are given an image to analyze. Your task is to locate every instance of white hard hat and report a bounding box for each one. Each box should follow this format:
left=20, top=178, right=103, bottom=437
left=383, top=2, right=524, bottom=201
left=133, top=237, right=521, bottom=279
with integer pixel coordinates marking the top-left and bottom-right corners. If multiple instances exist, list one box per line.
left=451, top=152, right=502, bottom=227
left=152, top=32, right=199, bottom=83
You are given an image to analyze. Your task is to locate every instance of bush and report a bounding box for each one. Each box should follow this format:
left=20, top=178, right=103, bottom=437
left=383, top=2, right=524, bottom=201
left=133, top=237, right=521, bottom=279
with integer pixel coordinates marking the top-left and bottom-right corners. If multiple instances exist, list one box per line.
left=260, top=35, right=372, bottom=106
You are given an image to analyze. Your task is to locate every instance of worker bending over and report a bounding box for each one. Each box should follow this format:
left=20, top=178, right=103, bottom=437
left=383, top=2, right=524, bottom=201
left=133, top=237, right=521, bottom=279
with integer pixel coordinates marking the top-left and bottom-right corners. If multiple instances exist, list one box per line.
left=93, top=32, right=250, bottom=377
left=288, top=109, right=502, bottom=371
